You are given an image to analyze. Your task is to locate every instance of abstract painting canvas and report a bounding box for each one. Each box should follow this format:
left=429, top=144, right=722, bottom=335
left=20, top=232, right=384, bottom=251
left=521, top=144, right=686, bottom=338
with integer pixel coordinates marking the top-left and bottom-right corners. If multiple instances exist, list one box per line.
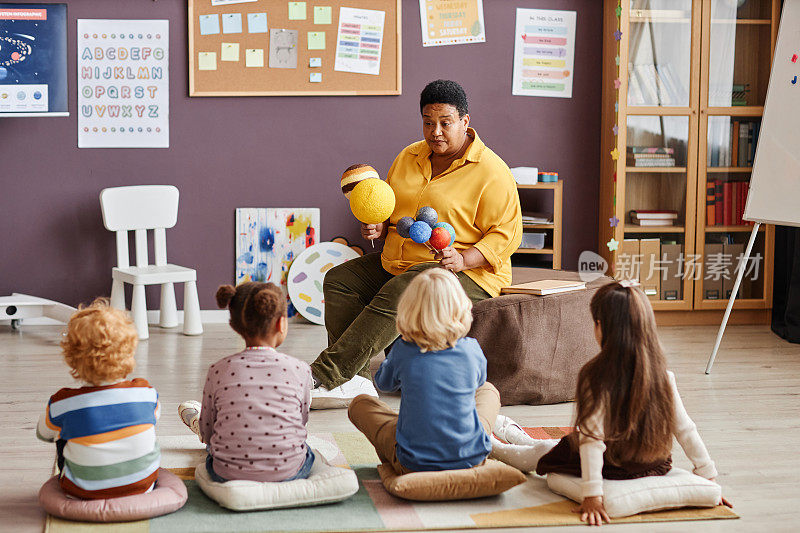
left=235, top=208, right=320, bottom=316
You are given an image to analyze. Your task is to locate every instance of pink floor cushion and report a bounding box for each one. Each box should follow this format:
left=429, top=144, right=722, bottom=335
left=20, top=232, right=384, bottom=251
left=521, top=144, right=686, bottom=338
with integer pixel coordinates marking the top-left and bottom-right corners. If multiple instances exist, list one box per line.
left=38, top=468, right=187, bottom=522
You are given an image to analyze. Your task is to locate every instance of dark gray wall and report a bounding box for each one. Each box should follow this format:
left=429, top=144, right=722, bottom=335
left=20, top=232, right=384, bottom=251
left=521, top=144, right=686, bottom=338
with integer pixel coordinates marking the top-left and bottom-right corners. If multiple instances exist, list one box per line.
left=0, top=0, right=602, bottom=308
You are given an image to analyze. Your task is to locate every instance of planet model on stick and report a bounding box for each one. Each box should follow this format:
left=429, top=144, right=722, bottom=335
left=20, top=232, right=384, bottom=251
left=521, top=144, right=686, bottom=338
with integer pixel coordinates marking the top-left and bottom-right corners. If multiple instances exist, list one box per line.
left=432, top=222, right=456, bottom=247
left=429, top=227, right=453, bottom=251
left=409, top=220, right=432, bottom=243
left=340, top=164, right=379, bottom=199
left=349, top=177, right=396, bottom=225
left=415, top=206, right=438, bottom=227
left=396, top=216, right=415, bottom=238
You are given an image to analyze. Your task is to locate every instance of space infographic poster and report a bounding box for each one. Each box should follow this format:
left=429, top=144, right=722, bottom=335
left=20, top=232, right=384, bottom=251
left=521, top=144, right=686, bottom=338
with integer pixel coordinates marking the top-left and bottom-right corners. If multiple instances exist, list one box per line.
left=0, top=3, right=67, bottom=114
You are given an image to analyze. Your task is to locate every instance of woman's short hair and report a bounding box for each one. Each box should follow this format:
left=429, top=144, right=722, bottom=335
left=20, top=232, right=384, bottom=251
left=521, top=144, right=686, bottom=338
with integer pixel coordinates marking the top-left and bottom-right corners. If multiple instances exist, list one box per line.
left=419, top=79, right=468, bottom=117
left=61, top=298, right=138, bottom=385
left=396, top=268, right=473, bottom=352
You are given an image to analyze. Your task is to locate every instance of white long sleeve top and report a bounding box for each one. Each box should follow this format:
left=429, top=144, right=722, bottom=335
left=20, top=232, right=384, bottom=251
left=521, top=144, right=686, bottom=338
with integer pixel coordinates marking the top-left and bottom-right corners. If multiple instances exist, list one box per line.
left=579, top=371, right=718, bottom=499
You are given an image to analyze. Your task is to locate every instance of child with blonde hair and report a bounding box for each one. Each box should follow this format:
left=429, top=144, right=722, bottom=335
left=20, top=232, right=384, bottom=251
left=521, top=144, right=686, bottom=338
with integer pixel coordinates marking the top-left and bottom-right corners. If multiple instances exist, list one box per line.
left=349, top=268, right=500, bottom=474
left=179, top=282, right=315, bottom=482
left=37, top=299, right=161, bottom=499
left=490, top=282, right=731, bottom=526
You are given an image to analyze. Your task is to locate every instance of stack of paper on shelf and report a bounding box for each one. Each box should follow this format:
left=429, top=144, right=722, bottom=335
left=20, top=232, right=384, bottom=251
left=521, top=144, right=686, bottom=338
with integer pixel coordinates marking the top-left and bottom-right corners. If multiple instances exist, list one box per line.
left=629, top=210, right=679, bottom=227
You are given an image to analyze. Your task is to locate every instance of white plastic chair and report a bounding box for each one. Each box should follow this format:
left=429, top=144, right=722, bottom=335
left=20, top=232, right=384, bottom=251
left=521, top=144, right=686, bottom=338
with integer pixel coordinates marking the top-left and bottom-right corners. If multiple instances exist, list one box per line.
left=100, top=185, right=202, bottom=340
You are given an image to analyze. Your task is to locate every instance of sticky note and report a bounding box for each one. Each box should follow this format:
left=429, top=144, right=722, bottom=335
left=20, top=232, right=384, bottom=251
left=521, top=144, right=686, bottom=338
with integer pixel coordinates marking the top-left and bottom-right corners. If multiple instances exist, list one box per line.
left=221, top=42, right=240, bottom=61
left=222, top=13, right=243, bottom=33
left=198, top=52, right=217, bottom=70
left=307, top=31, right=325, bottom=50
left=199, top=14, right=220, bottom=35
left=288, top=1, right=307, bottom=20
left=309, top=57, right=322, bottom=67
left=245, top=48, right=264, bottom=67
left=247, top=12, right=268, bottom=33
left=314, top=6, right=332, bottom=24
left=310, top=72, right=322, bottom=83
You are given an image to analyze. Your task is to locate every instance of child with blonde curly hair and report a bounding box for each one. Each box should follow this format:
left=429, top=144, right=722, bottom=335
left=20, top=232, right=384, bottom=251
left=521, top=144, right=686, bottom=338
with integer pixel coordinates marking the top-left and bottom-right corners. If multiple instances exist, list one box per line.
left=179, top=282, right=315, bottom=482
left=36, top=299, right=161, bottom=499
left=348, top=268, right=500, bottom=474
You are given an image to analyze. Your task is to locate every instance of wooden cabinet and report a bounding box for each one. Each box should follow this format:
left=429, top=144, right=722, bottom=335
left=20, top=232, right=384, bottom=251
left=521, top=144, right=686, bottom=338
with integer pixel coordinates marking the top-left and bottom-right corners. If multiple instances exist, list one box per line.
left=599, top=0, right=778, bottom=324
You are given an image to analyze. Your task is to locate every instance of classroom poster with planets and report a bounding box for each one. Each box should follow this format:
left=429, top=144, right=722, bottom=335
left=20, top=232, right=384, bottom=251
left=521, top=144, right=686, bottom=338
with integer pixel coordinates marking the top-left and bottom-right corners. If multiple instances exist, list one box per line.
left=77, top=19, right=169, bottom=148
left=0, top=3, right=67, bottom=114
left=512, top=8, right=576, bottom=98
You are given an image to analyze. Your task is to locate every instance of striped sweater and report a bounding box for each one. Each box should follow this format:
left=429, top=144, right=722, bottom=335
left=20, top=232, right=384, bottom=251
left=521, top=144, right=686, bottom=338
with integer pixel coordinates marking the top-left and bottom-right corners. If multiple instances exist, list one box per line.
left=37, top=378, right=161, bottom=499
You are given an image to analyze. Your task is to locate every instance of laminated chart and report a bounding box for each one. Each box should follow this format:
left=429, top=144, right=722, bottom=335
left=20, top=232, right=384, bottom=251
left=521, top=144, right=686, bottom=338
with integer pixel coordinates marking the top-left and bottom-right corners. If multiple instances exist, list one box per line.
left=512, top=8, right=576, bottom=98
left=419, top=0, right=485, bottom=47
left=334, top=7, right=385, bottom=76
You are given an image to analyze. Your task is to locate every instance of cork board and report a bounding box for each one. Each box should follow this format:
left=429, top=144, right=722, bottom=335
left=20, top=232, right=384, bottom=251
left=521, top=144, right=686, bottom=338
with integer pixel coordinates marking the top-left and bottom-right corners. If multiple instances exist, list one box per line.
left=188, top=0, right=401, bottom=96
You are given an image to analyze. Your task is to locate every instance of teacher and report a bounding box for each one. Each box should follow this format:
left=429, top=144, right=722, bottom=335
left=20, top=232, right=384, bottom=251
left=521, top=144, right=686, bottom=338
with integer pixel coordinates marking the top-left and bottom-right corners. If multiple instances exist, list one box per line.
left=310, top=79, right=522, bottom=408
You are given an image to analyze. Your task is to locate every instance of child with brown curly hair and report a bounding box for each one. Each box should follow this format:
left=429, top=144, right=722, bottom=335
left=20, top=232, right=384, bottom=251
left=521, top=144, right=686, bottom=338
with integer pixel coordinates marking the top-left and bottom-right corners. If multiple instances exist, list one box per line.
left=179, top=282, right=314, bottom=482
left=36, top=299, right=161, bottom=499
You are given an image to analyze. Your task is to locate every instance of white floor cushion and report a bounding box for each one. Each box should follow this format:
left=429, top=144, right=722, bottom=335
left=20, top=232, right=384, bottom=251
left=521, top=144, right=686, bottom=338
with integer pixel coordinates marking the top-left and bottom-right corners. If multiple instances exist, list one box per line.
left=195, top=452, right=359, bottom=512
left=546, top=467, right=721, bottom=518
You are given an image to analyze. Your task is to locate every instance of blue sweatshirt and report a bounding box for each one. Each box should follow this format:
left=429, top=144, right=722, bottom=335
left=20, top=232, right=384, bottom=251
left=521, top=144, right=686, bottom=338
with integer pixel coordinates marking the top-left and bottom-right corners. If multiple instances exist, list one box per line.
left=374, top=337, right=492, bottom=471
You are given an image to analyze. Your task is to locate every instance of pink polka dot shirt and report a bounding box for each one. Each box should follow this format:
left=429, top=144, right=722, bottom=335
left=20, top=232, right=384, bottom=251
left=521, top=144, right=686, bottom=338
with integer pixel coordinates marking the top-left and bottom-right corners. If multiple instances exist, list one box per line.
left=199, top=347, right=312, bottom=482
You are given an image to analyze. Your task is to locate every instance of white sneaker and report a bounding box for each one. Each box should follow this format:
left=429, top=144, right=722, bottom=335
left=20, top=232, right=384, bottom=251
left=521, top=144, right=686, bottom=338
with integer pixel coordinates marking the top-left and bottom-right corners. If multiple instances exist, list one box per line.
left=310, top=375, right=379, bottom=409
left=493, top=414, right=535, bottom=445
left=178, top=400, right=201, bottom=436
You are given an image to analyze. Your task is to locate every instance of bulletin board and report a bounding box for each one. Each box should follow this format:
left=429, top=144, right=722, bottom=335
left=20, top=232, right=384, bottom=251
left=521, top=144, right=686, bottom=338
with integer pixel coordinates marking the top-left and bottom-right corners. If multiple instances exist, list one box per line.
left=188, top=0, right=401, bottom=96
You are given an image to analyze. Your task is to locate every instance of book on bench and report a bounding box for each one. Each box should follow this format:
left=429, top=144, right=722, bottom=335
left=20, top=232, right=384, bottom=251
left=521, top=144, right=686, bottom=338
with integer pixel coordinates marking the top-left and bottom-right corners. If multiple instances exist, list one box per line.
left=501, top=280, right=587, bottom=296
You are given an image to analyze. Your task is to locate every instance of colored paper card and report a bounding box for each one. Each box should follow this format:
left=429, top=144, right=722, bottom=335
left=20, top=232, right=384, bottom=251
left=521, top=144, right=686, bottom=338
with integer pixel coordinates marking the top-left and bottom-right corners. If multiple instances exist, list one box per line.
left=314, top=6, right=332, bottom=24
left=288, top=2, right=307, bottom=20
left=419, top=0, right=486, bottom=47
left=221, top=42, right=240, bottom=61
left=307, top=31, right=325, bottom=50
left=222, top=13, right=243, bottom=33
left=198, top=51, right=217, bottom=70
left=309, top=57, right=322, bottom=67
left=245, top=48, right=264, bottom=67
left=199, top=14, right=220, bottom=35
left=334, top=7, right=385, bottom=76
left=310, top=72, right=322, bottom=82
left=512, top=8, right=577, bottom=98
left=247, top=12, right=268, bottom=33
left=212, top=0, right=256, bottom=5
left=269, top=28, right=298, bottom=68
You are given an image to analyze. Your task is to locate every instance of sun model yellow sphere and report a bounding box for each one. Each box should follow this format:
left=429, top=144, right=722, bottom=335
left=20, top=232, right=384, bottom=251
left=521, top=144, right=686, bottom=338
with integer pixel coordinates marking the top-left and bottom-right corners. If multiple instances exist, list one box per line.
left=349, top=178, right=396, bottom=225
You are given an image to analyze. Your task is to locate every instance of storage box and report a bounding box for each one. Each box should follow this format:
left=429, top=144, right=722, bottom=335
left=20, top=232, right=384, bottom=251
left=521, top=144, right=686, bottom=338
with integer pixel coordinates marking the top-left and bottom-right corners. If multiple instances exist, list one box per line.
left=520, top=232, right=546, bottom=249
left=703, top=243, right=724, bottom=300
left=639, top=238, right=661, bottom=300
left=660, top=243, right=683, bottom=300
left=510, top=167, right=538, bottom=185
left=617, top=238, right=641, bottom=281
left=723, top=243, right=744, bottom=299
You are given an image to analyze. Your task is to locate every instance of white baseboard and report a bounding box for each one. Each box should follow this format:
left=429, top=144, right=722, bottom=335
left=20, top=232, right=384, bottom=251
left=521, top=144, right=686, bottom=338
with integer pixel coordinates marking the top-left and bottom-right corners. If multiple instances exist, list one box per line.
left=6, top=309, right=231, bottom=326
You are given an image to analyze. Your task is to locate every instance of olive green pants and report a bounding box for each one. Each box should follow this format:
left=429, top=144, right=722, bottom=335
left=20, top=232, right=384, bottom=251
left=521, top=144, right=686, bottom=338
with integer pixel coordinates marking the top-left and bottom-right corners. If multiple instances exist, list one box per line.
left=310, top=253, right=491, bottom=390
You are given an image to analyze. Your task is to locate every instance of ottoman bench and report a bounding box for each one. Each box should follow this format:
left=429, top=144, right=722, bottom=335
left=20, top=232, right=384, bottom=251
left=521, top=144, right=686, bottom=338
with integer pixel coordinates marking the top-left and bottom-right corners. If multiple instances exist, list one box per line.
left=469, top=268, right=613, bottom=406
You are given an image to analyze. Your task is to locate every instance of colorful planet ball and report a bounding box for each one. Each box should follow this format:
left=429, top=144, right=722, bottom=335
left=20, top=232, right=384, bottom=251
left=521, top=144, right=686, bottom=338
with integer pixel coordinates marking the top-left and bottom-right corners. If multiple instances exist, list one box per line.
left=429, top=227, right=452, bottom=250
left=415, top=206, right=438, bottom=227
left=433, top=222, right=456, bottom=246
left=396, top=216, right=415, bottom=238
left=340, top=164, right=379, bottom=199
left=409, top=221, right=432, bottom=243
left=349, top=178, right=396, bottom=225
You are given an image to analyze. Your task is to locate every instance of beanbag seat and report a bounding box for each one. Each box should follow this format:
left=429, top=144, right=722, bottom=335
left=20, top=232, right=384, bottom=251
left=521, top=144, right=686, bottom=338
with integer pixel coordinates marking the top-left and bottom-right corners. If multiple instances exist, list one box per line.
left=377, top=458, right=527, bottom=501
left=39, top=468, right=187, bottom=522
left=546, top=467, right=722, bottom=518
left=195, top=453, right=359, bottom=511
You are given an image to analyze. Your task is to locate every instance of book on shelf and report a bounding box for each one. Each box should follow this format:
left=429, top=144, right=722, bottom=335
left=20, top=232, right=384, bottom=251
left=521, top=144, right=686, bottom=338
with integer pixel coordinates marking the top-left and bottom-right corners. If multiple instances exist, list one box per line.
left=501, top=279, right=586, bottom=296
left=521, top=211, right=552, bottom=224
left=628, top=146, right=674, bottom=154
left=626, top=147, right=676, bottom=167
left=708, top=119, right=761, bottom=167
left=630, top=210, right=678, bottom=220
left=705, top=180, right=751, bottom=226
left=627, top=158, right=676, bottom=167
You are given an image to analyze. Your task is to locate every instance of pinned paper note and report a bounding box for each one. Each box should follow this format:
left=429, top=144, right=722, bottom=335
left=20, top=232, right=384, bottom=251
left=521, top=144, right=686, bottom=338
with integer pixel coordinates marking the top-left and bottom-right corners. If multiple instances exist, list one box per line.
left=199, top=14, right=220, bottom=35
left=247, top=12, right=268, bottom=33
left=269, top=28, right=298, bottom=68
left=334, top=7, right=385, bottom=76
left=307, top=31, right=325, bottom=50
left=309, top=57, right=322, bottom=67
left=314, top=6, right=332, bottom=24
left=198, top=51, right=217, bottom=70
left=222, top=13, right=243, bottom=33
left=221, top=42, right=240, bottom=61
left=245, top=48, right=264, bottom=67
left=310, top=72, right=322, bottom=83
left=288, top=2, right=307, bottom=20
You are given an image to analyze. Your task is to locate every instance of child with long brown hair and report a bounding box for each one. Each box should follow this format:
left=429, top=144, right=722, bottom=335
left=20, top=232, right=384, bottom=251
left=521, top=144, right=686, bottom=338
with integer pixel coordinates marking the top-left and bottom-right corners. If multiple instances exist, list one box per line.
left=178, top=282, right=314, bottom=482
left=490, top=281, right=730, bottom=525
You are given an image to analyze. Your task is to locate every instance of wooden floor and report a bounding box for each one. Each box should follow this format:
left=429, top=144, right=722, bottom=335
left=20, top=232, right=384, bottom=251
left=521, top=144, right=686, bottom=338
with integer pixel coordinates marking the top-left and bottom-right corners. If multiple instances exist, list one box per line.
left=2, top=321, right=799, bottom=532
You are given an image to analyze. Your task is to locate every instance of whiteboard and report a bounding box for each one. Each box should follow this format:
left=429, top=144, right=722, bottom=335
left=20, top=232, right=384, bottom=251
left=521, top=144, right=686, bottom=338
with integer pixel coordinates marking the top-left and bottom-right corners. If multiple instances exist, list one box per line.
left=744, top=0, right=800, bottom=227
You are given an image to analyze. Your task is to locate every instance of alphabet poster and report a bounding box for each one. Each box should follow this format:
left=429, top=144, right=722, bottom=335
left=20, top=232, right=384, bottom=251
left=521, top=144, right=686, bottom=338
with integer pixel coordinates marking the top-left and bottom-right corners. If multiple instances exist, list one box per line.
left=77, top=19, right=169, bottom=148
left=512, top=8, right=576, bottom=98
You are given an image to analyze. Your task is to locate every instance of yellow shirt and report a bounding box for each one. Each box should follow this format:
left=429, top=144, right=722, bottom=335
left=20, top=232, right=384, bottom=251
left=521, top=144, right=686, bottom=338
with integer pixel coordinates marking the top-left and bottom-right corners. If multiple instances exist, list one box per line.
left=381, top=128, right=522, bottom=297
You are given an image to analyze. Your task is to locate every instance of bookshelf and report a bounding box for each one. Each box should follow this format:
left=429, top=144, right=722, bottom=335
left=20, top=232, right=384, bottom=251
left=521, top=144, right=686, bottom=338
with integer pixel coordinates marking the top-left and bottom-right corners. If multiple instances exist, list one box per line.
left=514, top=180, right=563, bottom=269
left=599, top=0, right=778, bottom=324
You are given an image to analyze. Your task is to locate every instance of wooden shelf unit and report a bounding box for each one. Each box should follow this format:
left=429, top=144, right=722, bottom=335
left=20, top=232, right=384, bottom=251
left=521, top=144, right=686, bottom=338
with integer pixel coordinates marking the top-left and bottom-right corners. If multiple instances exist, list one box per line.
left=513, top=180, right=563, bottom=269
left=599, top=0, right=778, bottom=323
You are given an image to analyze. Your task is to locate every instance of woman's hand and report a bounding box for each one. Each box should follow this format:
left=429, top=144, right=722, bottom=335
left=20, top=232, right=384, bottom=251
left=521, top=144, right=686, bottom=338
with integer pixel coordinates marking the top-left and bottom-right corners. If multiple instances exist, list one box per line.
left=361, top=222, right=386, bottom=242
left=434, top=246, right=465, bottom=272
left=573, top=496, right=610, bottom=526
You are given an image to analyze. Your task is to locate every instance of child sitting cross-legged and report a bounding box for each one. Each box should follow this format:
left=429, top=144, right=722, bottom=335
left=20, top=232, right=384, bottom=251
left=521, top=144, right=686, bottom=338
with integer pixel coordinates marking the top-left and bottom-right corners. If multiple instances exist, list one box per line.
left=489, top=281, right=732, bottom=526
left=348, top=268, right=500, bottom=474
left=179, top=282, right=315, bottom=482
left=37, top=299, right=161, bottom=499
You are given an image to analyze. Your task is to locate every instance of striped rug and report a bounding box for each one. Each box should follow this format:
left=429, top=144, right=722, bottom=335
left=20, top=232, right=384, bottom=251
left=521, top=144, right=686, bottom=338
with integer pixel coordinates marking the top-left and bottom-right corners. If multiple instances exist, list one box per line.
left=45, top=428, right=737, bottom=532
